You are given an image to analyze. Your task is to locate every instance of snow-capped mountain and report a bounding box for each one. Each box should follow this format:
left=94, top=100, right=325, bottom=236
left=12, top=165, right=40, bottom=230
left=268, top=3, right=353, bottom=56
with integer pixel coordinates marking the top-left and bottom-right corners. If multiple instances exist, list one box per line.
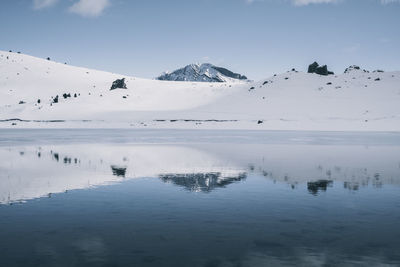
left=1, top=50, right=399, bottom=131
left=156, top=63, right=248, bottom=82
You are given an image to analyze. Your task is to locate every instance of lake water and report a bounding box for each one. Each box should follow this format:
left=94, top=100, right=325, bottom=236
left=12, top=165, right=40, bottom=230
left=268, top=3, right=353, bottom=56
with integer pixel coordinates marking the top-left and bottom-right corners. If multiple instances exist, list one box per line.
left=0, top=129, right=400, bottom=267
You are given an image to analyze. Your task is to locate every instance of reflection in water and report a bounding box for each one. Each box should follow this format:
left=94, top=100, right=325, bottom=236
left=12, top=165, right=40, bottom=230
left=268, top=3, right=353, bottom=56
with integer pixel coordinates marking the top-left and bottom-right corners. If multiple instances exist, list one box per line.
left=52, top=152, right=59, bottom=161
left=110, top=165, right=127, bottom=177
left=0, top=145, right=248, bottom=204
left=0, top=131, right=400, bottom=266
left=1, top=142, right=400, bottom=204
left=307, top=180, right=333, bottom=195
left=160, top=172, right=247, bottom=192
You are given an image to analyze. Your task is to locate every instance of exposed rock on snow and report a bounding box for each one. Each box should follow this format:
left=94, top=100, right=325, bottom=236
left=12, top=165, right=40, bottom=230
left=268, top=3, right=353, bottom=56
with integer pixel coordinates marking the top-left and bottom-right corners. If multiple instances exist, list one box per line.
left=308, top=62, right=334, bottom=76
left=110, top=78, right=127, bottom=90
left=212, top=66, right=247, bottom=80
left=63, top=93, right=71, bottom=99
left=344, top=65, right=369, bottom=74
left=308, top=62, right=319, bottom=73
left=157, top=63, right=247, bottom=82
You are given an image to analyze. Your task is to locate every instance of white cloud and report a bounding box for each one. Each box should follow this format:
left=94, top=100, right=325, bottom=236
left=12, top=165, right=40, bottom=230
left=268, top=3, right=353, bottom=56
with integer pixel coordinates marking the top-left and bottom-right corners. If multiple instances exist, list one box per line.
left=69, top=0, right=111, bottom=17
left=292, top=0, right=339, bottom=5
left=380, top=0, right=400, bottom=4
left=245, top=0, right=400, bottom=5
left=294, top=0, right=400, bottom=4
left=33, top=0, right=58, bottom=9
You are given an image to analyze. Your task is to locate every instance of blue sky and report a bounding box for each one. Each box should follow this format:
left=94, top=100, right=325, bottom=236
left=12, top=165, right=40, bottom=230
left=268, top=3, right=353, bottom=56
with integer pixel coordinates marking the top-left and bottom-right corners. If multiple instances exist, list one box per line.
left=1, top=0, right=399, bottom=80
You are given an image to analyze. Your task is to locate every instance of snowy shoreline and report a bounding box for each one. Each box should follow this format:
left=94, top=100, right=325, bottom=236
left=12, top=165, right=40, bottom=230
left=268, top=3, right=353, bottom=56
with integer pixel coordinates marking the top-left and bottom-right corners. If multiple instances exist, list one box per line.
left=1, top=118, right=400, bottom=132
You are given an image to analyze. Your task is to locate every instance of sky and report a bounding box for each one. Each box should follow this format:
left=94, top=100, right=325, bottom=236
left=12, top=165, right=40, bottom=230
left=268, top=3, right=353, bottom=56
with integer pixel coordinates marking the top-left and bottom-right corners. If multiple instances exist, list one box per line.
left=0, top=0, right=399, bottom=80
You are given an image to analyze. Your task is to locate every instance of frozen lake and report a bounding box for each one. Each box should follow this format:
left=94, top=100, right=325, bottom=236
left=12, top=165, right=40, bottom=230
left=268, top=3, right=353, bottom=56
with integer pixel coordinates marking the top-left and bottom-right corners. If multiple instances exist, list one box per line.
left=0, top=129, right=400, bottom=266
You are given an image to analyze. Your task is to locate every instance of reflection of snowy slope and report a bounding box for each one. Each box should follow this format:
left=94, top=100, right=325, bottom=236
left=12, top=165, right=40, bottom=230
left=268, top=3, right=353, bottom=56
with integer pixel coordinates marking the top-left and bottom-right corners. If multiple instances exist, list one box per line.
left=1, top=138, right=400, bottom=204
left=0, top=144, right=245, bottom=204
left=194, top=143, right=400, bottom=190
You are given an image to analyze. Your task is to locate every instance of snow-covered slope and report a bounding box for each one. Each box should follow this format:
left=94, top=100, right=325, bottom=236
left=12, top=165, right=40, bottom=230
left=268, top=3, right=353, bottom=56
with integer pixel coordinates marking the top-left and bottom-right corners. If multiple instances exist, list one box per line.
left=0, top=51, right=242, bottom=119
left=1, top=50, right=399, bottom=131
left=157, top=63, right=248, bottom=82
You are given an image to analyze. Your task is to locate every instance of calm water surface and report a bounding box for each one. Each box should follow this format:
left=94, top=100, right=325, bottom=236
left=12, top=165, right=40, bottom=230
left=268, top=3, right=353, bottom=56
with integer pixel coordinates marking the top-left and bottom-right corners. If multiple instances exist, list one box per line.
left=0, top=129, right=400, bottom=267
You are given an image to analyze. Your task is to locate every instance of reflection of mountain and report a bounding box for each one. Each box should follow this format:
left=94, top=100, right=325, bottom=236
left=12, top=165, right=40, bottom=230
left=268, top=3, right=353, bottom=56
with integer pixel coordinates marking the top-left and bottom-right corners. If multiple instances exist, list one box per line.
left=159, top=172, right=247, bottom=192
left=307, top=180, right=333, bottom=195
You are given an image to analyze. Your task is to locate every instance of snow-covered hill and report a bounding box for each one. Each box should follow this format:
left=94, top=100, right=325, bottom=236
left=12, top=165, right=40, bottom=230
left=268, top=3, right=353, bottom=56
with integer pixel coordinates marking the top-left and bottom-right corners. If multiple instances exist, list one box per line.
left=157, top=63, right=248, bottom=82
left=1, top=50, right=399, bottom=131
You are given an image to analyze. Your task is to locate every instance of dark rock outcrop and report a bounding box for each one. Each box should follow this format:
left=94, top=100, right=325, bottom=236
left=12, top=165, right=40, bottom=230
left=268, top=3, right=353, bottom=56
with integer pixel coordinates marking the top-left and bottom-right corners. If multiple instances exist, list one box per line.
left=344, top=65, right=359, bottom=73
left=308, top=62, right=334, bottom=76
left=308, top=62, right=319, bottom=73
left=344, top=65, right=369, bottom=74
left=63, top=93, right=71, bottom=99
left=212, top=66, right=247, bottom=80
left=110, top=78, right=127, bottom=90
